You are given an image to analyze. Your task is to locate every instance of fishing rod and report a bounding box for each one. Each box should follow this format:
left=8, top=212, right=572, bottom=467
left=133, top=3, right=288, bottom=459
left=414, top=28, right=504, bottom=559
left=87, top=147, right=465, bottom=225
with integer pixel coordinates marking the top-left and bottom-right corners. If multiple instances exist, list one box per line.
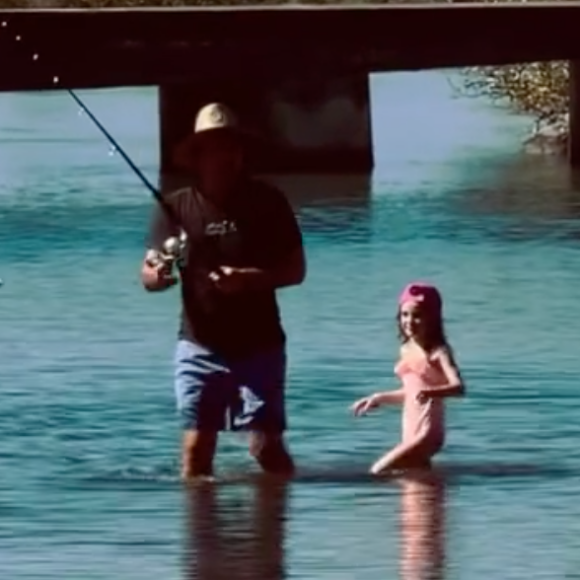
left=0, top=19, right=186, bottom=266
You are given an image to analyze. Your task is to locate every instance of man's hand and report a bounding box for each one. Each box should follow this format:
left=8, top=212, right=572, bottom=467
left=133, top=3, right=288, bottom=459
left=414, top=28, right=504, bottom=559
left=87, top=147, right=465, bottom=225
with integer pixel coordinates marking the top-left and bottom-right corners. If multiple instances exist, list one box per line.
left=208, top=249, right=305, bottom=295
left=141, top=260, right=178, bottom=292
left=208, top=266, right=258, bottom=295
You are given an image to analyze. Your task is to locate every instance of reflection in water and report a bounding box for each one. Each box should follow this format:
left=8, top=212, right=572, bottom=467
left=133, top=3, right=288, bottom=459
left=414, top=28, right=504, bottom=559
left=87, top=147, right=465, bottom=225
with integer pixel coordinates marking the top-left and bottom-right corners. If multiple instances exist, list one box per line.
left=452, top=154, right=580, bottom=225
left=266, top=174, right=371, bottom=210
left=274, top=174, right=372, bottom=242
left=184, top=480, right=288, bottom=580
left=398, top=473, right=446, bottom=580
left=159, top=173, right=371, bottom=212
left=159, top=173, right=373, bottom=242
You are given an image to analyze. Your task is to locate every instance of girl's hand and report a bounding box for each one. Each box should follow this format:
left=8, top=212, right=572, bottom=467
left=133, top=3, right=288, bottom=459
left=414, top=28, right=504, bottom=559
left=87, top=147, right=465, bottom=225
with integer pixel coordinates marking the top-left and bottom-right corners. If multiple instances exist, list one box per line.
left=415, top=390, right=430, bottom=404
left=351, top=394, right=379, bottom=417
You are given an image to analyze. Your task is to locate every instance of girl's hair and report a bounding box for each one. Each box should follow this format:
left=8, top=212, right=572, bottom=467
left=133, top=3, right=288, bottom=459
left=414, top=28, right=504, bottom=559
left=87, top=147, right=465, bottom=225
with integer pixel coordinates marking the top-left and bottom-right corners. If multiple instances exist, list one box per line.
left=397, top=302, right=448, bottom=352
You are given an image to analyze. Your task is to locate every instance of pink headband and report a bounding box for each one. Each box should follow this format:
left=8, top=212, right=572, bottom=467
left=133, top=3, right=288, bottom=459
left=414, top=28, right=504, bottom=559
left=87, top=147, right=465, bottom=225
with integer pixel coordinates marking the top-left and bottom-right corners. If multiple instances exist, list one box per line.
left=399, top=282, right=442, bottom=313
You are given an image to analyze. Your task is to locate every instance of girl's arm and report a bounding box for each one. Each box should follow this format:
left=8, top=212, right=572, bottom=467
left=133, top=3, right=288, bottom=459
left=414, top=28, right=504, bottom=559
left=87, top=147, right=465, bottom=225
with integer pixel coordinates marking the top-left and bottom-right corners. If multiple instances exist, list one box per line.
left=353, top=346, right=407, bottom=415
left=373, top=389, right=406, bottom=405
left=351, top=389, right=405, bottom=416
left=423, top=346, right=465, bottom=399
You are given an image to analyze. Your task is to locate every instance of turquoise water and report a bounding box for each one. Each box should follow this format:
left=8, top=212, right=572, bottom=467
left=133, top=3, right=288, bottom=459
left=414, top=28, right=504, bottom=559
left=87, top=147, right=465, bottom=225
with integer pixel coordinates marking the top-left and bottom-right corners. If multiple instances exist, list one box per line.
left=3, top=71, right=580, bottom=579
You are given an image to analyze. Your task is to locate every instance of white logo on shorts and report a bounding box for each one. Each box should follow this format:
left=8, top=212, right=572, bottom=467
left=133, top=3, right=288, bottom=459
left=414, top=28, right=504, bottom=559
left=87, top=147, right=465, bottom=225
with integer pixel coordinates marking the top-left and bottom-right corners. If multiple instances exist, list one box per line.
left=233, top=386, right=264, bottom=427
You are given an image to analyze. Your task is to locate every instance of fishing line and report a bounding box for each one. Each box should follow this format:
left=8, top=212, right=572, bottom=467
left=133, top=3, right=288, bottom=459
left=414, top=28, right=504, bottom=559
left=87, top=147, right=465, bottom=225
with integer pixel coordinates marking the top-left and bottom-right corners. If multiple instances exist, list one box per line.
left=0, top=19, right=188, bottom=273
left=0, top=19, right=178, bottom=219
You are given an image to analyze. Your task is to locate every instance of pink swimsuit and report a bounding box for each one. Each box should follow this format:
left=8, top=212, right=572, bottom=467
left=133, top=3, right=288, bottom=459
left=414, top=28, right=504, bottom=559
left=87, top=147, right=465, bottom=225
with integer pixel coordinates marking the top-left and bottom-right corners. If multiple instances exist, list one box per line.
left=395, top=355, right=446, bottom=450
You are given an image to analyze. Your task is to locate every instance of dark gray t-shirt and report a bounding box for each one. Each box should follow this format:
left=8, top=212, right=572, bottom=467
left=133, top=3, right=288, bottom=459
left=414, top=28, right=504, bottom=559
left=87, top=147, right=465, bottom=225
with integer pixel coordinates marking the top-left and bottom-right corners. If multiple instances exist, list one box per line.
left=145, top=178, right=302, bottom=359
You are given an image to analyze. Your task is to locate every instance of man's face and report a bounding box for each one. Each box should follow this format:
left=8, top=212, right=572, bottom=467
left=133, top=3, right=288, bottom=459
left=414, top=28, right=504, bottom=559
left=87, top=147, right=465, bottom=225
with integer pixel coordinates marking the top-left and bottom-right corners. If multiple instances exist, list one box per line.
left=195, top=131, right=243, bottom=195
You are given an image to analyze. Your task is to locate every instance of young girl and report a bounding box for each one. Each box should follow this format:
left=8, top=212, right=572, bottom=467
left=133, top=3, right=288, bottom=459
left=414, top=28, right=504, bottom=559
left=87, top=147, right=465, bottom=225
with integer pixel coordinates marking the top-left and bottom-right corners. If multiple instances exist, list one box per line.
left=352, top=282, right=465, bottom=474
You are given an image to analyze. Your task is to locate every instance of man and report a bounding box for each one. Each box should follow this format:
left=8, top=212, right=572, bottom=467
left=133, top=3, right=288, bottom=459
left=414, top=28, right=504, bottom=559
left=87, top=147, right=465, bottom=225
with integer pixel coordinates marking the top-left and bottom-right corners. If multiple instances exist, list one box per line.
left=141, top=103, right=306, bottom=481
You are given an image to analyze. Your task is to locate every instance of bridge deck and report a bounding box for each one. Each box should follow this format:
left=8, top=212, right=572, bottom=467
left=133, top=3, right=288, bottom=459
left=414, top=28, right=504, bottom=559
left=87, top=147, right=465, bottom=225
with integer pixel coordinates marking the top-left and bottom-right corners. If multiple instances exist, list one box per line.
left=0, top=3, right=579, bottom=90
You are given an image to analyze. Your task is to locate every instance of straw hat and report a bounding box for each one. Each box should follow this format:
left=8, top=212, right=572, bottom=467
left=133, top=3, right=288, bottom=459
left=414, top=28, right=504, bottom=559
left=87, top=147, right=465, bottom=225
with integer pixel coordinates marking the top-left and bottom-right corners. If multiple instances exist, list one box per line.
left=173, top=102, right=259, bottom=171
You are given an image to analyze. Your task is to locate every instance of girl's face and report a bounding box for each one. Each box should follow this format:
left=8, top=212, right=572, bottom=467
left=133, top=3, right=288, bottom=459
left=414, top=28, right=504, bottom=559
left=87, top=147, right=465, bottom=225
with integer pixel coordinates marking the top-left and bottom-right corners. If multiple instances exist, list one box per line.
left=399, top=301, right=425, bottom=340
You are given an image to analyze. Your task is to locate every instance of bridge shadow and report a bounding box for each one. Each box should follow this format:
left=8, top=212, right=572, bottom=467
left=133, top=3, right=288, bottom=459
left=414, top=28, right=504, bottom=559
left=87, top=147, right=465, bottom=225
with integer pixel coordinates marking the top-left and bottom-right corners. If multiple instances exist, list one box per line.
left=263, top=173, right=370, bottom=210
left=266, top=174, right=372, bottom=240
left=183, top=479, right=288, bottom=580
left=159, top=172, right=370, bottom=209
left=159, top=172, right=372, bottom=240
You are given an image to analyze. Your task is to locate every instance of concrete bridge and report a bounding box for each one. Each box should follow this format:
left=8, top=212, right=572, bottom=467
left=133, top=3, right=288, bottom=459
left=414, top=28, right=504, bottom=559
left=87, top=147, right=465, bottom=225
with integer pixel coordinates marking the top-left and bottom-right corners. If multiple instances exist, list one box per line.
left=1, top=4, right=579, bottom=173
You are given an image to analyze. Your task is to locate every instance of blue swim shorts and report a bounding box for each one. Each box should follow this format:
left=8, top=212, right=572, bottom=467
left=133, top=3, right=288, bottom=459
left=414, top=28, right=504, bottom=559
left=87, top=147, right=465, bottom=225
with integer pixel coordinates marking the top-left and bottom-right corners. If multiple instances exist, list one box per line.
left=173, top=339, right=287, bottom=432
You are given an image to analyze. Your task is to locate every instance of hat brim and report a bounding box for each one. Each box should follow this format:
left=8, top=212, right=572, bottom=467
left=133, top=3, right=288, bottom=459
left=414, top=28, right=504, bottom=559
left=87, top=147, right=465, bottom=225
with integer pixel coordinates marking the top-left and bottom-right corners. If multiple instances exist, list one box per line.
left=172, top=126, right=266, bottom=172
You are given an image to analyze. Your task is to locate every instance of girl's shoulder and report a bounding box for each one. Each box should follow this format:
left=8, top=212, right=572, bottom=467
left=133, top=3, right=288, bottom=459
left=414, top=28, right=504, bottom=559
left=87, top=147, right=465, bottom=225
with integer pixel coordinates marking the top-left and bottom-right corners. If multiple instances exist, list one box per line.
left=395, top=343, right=410, bottom=371
left=400, top=340, right=446, bottom=358
left=399, top=342, right=416, bottom=360
left=430, top=343, right=456, bottom=363
left=399, top=341, right=455, bottom=365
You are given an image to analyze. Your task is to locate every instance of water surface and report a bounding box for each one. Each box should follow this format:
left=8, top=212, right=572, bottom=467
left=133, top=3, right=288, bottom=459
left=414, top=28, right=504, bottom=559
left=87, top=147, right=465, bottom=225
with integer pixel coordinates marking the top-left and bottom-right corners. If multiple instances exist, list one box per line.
left=2, top=71, right=580, bottom=579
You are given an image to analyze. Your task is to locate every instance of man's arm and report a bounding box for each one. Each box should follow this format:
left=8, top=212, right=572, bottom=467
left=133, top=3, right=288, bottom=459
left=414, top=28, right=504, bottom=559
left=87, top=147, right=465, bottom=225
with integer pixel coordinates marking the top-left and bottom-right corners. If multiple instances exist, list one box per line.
left=250, top=184, right=306, bottom=289
left=141, top=204, right=180, bottom=292
left=235, top=245, right=305, bottom=291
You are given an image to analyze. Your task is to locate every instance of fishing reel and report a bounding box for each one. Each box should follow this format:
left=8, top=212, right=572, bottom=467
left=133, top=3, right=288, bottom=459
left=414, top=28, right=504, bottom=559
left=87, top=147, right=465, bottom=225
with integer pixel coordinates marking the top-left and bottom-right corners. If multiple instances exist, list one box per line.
left=146, top=230, right=188, bottom=269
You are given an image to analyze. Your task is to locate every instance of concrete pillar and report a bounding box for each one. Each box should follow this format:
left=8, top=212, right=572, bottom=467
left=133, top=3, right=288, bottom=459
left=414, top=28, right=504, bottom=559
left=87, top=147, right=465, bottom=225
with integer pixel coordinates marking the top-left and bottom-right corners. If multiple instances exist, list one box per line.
left=569, top=60, right=580, bottom=168
left=158, top=75, right=373, bottom=175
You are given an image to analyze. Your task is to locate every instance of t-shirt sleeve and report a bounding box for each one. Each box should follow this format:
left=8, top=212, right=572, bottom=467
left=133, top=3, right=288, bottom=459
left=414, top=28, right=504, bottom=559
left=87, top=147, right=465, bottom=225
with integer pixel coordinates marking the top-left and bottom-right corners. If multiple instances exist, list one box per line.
left=144, top=203, right=180, bottom=251
left=263, top=185, right=303, bottom=261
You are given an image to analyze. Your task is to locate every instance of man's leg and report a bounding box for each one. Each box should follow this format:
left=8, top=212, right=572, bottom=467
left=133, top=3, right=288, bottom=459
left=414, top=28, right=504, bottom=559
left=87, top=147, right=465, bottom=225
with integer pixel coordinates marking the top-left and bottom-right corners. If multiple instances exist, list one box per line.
left=248, top=431, right=294, bottom=476
left=181, top=430, right=218, bottom=481
left=231, top=346, right=295, bottom=476
left=174, top=340, right=230, bottom=480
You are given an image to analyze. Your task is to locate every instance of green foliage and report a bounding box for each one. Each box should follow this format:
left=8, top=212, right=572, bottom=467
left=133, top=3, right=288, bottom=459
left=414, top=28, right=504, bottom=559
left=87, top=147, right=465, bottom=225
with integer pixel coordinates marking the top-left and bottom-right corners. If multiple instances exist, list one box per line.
left=462, top=62, right=569, bottom=128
